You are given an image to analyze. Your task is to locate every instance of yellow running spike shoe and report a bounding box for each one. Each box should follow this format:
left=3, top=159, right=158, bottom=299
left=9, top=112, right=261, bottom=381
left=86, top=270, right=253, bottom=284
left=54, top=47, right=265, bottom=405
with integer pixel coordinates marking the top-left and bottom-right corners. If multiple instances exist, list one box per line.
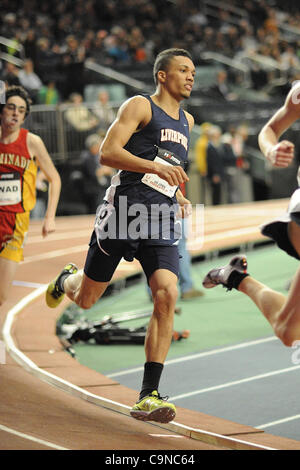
left=130, top=390, right=176, bottom=423
left=46, top=263, right=78, bottom=308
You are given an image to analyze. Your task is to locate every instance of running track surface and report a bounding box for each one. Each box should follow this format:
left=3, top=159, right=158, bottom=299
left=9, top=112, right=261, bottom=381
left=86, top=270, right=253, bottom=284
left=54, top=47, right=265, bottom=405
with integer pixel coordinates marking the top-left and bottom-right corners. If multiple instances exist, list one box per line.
left=1, top=199, right=300, bottom=451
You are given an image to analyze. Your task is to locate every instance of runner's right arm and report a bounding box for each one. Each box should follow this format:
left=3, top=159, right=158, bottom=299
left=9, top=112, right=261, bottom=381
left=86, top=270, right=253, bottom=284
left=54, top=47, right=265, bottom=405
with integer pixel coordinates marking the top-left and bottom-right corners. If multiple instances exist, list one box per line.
left=100, top=96, right=189, bottom=187
left=258, top=84, right=300, bottom=168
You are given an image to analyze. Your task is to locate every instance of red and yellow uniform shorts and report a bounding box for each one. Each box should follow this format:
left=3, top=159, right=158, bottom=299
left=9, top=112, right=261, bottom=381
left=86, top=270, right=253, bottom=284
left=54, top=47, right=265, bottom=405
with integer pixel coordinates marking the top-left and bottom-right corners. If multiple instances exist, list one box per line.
left=0, top=211, right=30, bottom=262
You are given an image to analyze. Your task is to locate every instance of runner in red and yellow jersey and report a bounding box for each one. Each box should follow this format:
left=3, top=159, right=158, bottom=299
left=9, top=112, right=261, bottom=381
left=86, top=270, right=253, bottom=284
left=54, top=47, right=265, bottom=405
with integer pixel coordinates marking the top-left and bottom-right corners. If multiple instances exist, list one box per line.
left=0, top=85, right=61, bottom=306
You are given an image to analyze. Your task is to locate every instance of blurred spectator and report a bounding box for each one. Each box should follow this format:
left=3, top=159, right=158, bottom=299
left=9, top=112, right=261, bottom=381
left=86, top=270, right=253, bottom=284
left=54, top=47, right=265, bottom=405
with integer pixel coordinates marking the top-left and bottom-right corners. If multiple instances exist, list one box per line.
left=225, top=26, right=243, bottom=58
left=178, top=182, right=204, bottom=300
left=232, top=124, right=250, bottom=170
left=35, top=38, right=62, bottom=85
left=194, top=122, right=212, bottom=178
left=104, top=26, right=130, bottom=64
left=280, top=45, right=300, bottom=74
left=231, top=124, right=253, bottom=202
left=93, top=90, right=116, bottom=130
left=82, top=29, right=96, bottom=57
left=194, top=122, right=212, bottom=203
left=80, top=134, right=115, bottom=213
left=248, top=59, right=269, bottom=90
left=206, top=126, right=224, bottom=205
left=1, top=13, right=17, bottom=38
left=206, top=70, right=238, bottom=101
left=239, top=20, right=258, bottom=54
left=89, top=30, right=109, bottom=63
left=61, top=35, right=86, bottom=97
left=1, top=62, right=20, bottom=87
left=203, top=27, right=216, bottom=52
left=264, top=7, right=279, bottom=35
left=128, top=26, right=147, bottom=63
left=65, top=93, right=99, bottom=131
left=220, top=133, right=239, bottom=204
left=178, top=221, right=204, bottom=300
left=187, top=8, right=207, bottom=27
left=18, top=59, right=43, bottom=102
left=23, top=29, right=38, bottom=63
left=38, top=80, right=60, bottom=105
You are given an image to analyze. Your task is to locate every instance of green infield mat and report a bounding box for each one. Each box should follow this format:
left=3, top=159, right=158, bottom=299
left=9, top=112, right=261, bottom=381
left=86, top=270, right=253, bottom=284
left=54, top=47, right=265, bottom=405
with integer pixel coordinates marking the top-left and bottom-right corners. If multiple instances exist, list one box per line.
left=58, top=245, right=298, bottom=374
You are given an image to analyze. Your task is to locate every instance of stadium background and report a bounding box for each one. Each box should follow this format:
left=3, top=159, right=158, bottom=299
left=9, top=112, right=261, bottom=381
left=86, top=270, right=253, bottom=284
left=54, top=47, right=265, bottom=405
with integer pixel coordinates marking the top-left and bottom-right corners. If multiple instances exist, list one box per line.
left=1, top=0, right=300, bottom=214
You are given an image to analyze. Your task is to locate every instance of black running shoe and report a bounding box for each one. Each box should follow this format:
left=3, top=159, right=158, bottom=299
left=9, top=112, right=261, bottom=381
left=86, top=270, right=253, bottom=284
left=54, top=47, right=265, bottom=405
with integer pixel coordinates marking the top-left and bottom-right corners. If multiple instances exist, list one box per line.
left=202, top=255, right=248, bottom=290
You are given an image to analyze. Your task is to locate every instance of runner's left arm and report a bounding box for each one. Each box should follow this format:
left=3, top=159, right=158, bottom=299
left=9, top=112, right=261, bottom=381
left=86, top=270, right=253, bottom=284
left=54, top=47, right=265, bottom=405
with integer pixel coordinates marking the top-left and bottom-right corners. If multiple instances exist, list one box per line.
left=28, top=133, right=61, bottom=237
left=177, top=110, right=194, bottom=217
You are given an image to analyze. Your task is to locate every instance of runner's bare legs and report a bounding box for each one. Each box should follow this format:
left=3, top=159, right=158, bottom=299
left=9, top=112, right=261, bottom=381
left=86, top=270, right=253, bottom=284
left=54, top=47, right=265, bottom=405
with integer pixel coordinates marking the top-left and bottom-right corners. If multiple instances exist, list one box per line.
left=62, top=266, right=177, bottom=365
left=63, top=272, right=109, bottom=309
left=237, top=221, right=300, bottom=346
left=146, top=269, right=178, bottom=363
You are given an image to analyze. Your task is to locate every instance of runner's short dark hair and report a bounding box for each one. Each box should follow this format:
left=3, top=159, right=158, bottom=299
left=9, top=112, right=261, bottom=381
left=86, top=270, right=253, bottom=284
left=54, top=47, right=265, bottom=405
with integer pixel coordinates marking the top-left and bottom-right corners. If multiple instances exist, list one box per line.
left=153, top=48, right=193, bottom=86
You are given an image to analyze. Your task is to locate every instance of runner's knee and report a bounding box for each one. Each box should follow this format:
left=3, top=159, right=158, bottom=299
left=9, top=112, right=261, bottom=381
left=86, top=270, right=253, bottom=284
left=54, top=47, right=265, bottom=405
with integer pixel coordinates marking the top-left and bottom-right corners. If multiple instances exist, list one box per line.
left=275, top=326, right=295, bottom=347
left=153, top=284, right=178, bottom=310
left=75, top=293, right=98, bottom=310
left=274, top=316, right=298, bottom=347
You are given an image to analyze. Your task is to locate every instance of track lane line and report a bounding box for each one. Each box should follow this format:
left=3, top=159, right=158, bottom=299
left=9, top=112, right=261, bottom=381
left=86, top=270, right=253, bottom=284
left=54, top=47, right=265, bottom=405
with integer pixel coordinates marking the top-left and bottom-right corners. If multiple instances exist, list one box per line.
left=169, top=365, right=300, bottom=401
left=0, top=423, right=69, bottom=450
left=13, top=280, right=47, bottom=288
left=256, top=414, right=300, bottom=430
left=107, top=336, right=278, bottom=378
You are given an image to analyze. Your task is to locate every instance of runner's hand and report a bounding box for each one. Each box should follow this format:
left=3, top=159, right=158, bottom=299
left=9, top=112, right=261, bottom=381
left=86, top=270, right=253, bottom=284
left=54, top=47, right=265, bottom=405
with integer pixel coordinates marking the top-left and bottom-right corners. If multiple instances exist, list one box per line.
left=176, top=195, right=192, bottom=218
left=42, top=216, right=56, bottom=237
left=154, top=163, right=189, bottom=186
left=267, top=140, right=295, bottom=167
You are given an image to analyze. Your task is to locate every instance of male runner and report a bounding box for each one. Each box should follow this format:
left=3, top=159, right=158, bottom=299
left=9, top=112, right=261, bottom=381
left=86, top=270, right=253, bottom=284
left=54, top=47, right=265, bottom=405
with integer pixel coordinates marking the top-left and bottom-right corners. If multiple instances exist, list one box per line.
left=0, top=85, right=61, bottom=306
left=202, top=82, right=300, bottom=347
left=46, top=48, right=195, bottom=423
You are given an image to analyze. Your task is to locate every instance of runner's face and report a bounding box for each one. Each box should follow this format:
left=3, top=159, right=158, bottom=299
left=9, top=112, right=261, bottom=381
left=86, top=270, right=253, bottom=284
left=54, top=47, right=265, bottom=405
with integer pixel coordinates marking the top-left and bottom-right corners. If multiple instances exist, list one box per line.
left=1, top=96, right=27, bottom=130
left=163, top=55, right=195, bottom=100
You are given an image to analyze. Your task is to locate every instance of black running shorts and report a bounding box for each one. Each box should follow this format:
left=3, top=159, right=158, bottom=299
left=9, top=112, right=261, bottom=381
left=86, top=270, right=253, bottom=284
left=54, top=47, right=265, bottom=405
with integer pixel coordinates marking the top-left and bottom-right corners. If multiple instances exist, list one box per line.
left=260, top=188, right=300, bottom=260
left=84, top=231, right=179, bottom=282
left=261, top=222, right=300, bottom=260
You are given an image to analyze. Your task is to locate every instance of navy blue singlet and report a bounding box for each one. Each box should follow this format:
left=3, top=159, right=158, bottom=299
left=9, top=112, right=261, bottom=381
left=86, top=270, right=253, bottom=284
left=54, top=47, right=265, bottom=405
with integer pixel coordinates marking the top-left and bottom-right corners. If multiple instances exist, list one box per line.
left=104, top=95, right=190, bottom=208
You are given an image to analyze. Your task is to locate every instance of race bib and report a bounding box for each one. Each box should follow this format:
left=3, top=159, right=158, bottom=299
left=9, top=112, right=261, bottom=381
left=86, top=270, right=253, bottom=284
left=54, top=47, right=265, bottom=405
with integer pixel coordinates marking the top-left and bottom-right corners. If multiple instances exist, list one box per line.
left=0, top=173, right=21, bottom=206
left=142, top=147, right=186, bottom=198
